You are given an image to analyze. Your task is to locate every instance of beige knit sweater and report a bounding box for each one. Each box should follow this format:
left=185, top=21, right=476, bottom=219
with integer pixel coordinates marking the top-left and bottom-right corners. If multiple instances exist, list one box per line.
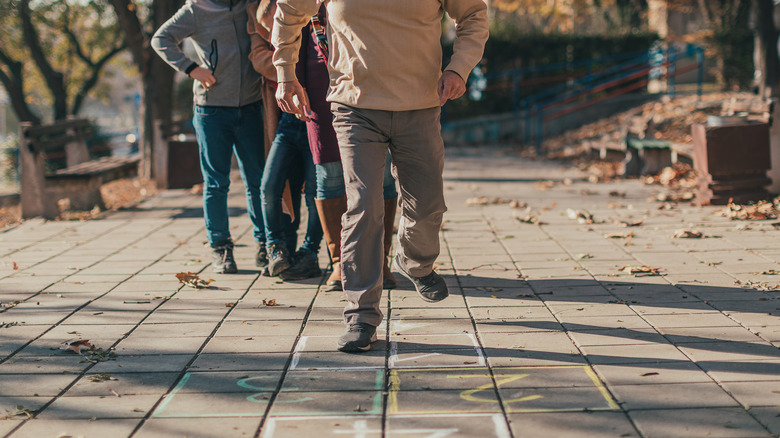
left=272, top=0, right=489, bottom=111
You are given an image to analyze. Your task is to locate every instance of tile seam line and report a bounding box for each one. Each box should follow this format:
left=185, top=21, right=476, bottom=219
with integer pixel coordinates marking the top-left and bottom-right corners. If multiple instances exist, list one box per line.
left=125, top=224, right=271, bottom=437
left=0, top=218, right=104, bottom=267
left=0, top=218, right=177, bottom=366
left=241, top=238, right=327, bottom=438
left=524, top=193, right=774, bottom=436
left=485, top=208, right=635, bottom=437
left=0, top=218, right=133, bottom=297
left=2, top=218, right=197, bottom=438
left=451, top=206, right=516, bottom=436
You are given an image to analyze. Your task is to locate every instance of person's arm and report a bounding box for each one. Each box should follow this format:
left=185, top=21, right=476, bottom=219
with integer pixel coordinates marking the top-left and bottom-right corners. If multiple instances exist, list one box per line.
left=151, top=6, right=216, bottom=88
left=439, top=0, right=489, bottom=104
left=272, top=0, right=320, bottom=115
left=247, top=4, right=278, bottom=81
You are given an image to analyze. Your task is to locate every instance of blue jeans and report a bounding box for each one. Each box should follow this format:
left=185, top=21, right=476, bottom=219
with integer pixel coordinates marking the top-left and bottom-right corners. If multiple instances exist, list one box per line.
left=261, top=113, right=322, bottom=253
left=315, top=152, right=397, bottom=200
left=192, top=102, right=265, bottom=246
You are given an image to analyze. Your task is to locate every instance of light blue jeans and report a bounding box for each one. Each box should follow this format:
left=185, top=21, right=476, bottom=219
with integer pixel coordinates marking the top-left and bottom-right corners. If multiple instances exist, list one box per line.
left=315, top=153, right=397, bottom=200
left=192, top=102, right=265, bottom=246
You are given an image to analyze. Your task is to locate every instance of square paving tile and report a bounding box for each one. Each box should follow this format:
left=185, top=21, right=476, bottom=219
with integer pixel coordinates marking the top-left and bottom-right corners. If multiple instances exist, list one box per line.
left=136, top=417, right=262, bottom=438
left=580, top=343, right=689, bottom=364
left=748, top=406, right=780, bottom=435
left=485, top=347, right=586, bottom=367
left=10, top=419, right=140, bottom=438
left=628, top=407, right=771, bottom=438
left=389, top=368, right=492, bottom=391
left=281, top=370, right=384, bottom=392
left=174, top=371, right=282, bottom=394
left=698, top=359, right=780, bottom=383
left=290, top=350, right=386, bottom=371
left=387, top=413, right=512, bottom=438
left=261, top=416, right=382, bottom=438
left=0, top=374, right=78, bottom=397
left=90, top=354, right=194, bottom=373
left=593, top=362, right=712, bottom=386
left=201, top=336, right=297, bottom=354
left=188, top=353, right=289, bottom=372
left=65, top=372, right=179, bottom=397
left=36, top=394, right=162, bottom=419
left=269, top=391, right=382, bottom=417
left=152, top=391, right=271, bottom=418
left=678, top=341, right=780, bottom=362
left=389, top=333, right=480, bottom=351
left=507, top=411, right=638, bottom=438
left=610, top=382, right=740, bottom=409
left=720, top=380, right=780, bottom=407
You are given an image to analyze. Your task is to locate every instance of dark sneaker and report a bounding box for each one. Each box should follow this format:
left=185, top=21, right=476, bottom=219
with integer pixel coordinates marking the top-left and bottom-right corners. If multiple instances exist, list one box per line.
left=279, top=248, right=321, bottom=281
left=267, top=242, right=292, bottom=277
left=211, top=241, right=237, bottom=274
left=255, top=242, right=268, bottom=268
left=337, top=322, right=377, bottom=352
left=394, top=255, right=448, bottom=302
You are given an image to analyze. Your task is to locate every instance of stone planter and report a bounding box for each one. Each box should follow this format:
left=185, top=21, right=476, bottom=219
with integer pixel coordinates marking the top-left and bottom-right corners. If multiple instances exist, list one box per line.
left=691, top=121, right=772, bottom=205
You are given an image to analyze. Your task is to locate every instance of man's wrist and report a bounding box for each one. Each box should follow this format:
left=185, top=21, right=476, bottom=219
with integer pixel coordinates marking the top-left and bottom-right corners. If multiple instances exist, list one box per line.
left=184, top=62, right=198, bottom=76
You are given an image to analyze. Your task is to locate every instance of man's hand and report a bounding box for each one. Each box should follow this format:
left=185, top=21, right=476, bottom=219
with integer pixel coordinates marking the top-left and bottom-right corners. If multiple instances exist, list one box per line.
left=276, top=80, right=311, bottom=121
left=438, top=70, right=466, bottom=106
left=190, top=66, right=217, bottom=89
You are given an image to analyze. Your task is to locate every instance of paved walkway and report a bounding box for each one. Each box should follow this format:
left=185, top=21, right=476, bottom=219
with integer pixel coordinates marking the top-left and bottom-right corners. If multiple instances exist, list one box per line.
left=1, top=146, right=779, bottom=438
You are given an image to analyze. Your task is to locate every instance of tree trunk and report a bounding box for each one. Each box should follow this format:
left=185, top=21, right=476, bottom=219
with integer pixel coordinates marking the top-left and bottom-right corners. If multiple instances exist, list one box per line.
left=754, top=0, right=779, bottom=98
left=109, top=0, right=180, bottom=179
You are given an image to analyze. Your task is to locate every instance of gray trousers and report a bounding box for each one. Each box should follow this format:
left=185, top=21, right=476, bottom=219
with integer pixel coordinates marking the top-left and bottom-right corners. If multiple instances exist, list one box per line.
left=331, top=103, right=447, bottom=326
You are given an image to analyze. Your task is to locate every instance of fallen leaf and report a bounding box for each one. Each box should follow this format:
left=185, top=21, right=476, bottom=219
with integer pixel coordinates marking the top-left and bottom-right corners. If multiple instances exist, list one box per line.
left=535, top=181, right=557, bottom=191
left=619, top=265, right=661, bottom=276
left=12, top=262, right=18, bottom=270
left=79, top=346, right=117, bottom=363
left=8, top=405, right=35, bottom=419
left=673, top=229, right=703, bottom=239
left=88, top=373, right=116, bottom=382
left=758, top=270, right=780, bottom=275
left=61, top=340, right=92, bottom=354
left=515, top=215, right=546, bottom=225
left=609, top=191, right=627, bottom=198
left=567, top=208, right=600, bottom=224
left=605, top=232, right=635, bottom=239
left=641, top=372, right=660, bottom=377
left=262, top=299, right=278, bottom=306
left=175, top=272, right=215, bottom=289
left=576, top=253, right=594, bottom=260
left=225, top=302, right=235, bottom=307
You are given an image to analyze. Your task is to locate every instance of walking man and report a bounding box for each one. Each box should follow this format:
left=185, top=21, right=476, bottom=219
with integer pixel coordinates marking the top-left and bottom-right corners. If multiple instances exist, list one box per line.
left=272, top=0, right=489, bottom=352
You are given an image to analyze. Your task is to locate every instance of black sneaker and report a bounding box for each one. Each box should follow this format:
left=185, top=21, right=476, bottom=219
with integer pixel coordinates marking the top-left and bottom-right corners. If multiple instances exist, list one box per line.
left=279, top=248, right=321, bottom=281
left=337, top=322, right=377, bottom=352
left=256, top=242, right=269, bottom=268
left=267, top=242, right=292, bottom=277
left=394, top=255, right=448, bottom=302
left=211, top=241, right=237, bottom=274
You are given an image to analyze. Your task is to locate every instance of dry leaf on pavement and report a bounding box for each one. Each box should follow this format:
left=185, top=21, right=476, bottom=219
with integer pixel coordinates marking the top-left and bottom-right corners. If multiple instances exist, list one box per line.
left=722, top=199, right=779, bottom=221
left=175, top=272, right=215, bottom=289
left=618, top=219, right=643, bottom=227
left=61, top=339, right=92, bottom=354
left=605, top=232, right=635, bottom=239
left=619, top=265, right=661, bottom=276
left=567, top=208, right=600, bottom=224
left=515, top=215, right=545, bottom=225
left=262, top=299, right=278, bottom=306
left=673, top=229, right=703, bottom=239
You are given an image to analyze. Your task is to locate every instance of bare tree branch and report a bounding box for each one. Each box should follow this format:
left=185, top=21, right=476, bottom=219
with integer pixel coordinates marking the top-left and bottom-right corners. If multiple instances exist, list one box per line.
left=71, top=43, right=127, bottom=115
left=0, top=47, right=41, bottom=124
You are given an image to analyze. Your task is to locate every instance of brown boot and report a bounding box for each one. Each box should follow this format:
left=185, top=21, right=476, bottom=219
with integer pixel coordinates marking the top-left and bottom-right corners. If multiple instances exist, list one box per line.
left=315, top=197, right=347, bottom=291
left=383, top=197, right=398, bottom=289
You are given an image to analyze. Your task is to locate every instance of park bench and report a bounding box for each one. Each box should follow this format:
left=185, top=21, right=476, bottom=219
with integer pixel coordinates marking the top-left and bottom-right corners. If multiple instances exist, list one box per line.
left=152, top=118, right=202, bottom=190
left=18, top=118, right=140, bottom=219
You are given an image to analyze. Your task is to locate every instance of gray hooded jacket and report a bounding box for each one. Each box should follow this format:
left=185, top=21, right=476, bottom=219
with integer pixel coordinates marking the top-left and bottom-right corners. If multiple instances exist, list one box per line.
left=152, top=0, right=262, bottom=107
